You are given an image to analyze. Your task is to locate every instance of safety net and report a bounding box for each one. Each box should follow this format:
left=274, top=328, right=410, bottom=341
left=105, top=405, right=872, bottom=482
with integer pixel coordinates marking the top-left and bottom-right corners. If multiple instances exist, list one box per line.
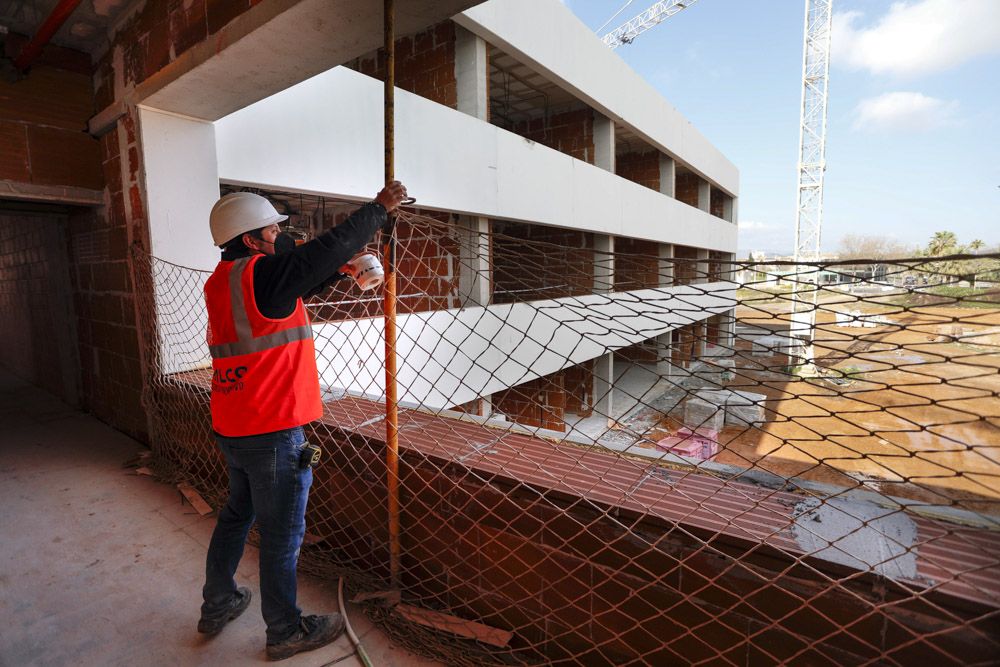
left=133, top=188, right=1000, bottom=666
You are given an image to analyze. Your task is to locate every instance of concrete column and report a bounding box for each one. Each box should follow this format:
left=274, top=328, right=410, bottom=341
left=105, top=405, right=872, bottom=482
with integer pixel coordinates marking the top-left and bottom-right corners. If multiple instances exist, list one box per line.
left=456, top=215, right=492, bottom=417
left=697, top=178, right=710, bottom=213
left=719, top=252, right=737, bottom=355
left=658, top=154, right=675, bottom=197
left=456, top=216, right=491, bottom=307
left=455, top=26, right=489, bottom=120
left=593, top=112, right=615, bottom=172
left=693, top=248, right=712, bottom=360
left=656, top=243, right=675, bottom=376
left=696, top=248, right=710, bottom=284
left=593, top=234, right=614, bottom=423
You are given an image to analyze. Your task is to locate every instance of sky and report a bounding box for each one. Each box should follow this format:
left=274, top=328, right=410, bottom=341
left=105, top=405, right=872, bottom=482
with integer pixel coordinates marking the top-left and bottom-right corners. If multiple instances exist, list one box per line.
left=560, top=0, right=1000, bottom=257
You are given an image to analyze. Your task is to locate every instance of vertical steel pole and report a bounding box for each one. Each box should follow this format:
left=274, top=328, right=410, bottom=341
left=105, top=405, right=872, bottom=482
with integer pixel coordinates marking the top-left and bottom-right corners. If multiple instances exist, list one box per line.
left=382, top=0, right=401, bottom=589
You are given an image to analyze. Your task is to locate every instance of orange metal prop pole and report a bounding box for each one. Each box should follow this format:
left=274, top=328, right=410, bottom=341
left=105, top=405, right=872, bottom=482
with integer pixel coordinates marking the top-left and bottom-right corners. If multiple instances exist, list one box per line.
left=382, top=0, right=401, bottom=589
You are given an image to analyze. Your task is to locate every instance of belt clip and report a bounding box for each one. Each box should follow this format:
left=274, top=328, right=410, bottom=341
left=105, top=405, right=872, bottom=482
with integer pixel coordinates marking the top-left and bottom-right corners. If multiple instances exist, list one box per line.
left=300, top=443, right=322, bottom=469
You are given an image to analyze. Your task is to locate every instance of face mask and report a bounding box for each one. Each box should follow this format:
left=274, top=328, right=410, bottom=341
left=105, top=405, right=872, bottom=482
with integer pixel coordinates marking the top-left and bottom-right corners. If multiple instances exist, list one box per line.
left=272, top=232, right=296, bottom=255
left=249, top=230, right=297, bottom=255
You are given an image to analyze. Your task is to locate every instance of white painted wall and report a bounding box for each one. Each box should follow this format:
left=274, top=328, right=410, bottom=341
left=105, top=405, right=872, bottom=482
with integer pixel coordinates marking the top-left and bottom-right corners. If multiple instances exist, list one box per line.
left=312, top=282, right=735, bottom=409
left=215, top=67, right=737, bottom=252
left=139, top=107, right=221, bottom=373
left=455, top=0, right=739, bottom=196
left=140, top=108, right=222, bottom=270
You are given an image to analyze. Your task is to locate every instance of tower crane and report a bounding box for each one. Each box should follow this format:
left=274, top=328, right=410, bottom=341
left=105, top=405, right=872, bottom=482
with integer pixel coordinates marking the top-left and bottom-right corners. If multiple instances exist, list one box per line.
left=602, top=0, right=701, bottom=49
left=603, top=0, right=834, bottom=351
left=790, top=0, right=833, bottom=346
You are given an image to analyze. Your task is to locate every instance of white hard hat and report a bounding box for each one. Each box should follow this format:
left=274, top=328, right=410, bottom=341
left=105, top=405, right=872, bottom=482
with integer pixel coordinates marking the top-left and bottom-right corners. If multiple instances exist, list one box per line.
left=209, top=192, right=288, bottom=247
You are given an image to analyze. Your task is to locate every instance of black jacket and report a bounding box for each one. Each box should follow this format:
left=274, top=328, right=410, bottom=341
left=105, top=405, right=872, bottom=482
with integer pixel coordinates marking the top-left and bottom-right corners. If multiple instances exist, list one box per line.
left=220, top=201, right=387, bottom=319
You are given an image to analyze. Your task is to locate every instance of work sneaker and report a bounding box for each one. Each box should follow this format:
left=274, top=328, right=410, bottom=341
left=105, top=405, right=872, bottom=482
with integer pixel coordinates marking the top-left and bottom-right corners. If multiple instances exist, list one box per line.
left=266, top=613, right=346, bottom=661
left=197, top=587, right=252, bottom=636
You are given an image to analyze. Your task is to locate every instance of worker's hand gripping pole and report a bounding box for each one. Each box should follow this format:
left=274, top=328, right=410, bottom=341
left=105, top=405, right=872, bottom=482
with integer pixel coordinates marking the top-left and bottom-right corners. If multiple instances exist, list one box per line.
left=382, top=0, right=402, bottom=590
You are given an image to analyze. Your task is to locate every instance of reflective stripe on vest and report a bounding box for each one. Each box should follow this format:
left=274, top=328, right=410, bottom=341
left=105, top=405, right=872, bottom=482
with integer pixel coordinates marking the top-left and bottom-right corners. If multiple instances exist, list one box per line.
left=208, top=257, right=313, bottom=359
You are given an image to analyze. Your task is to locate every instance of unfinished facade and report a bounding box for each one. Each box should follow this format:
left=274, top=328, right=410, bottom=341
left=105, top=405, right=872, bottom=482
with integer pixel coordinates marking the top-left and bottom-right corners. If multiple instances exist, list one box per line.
left=2, top=1, right=997, bottom=665
left=185, top=0, right=740, bottom=435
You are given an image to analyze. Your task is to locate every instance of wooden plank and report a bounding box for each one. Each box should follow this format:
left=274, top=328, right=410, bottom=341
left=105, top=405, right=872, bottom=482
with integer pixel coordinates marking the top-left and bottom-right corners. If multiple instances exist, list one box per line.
left=177, top=483, right=213, bottom=516
left=395, top=604, right=512, bottom=648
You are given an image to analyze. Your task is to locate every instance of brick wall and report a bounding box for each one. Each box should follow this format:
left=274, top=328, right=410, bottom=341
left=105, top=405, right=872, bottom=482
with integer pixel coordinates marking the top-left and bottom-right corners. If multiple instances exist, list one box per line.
left=708, top=250, right=727, bottom=282
left=492, top=222, right=593, bottom=303
left=395, top=209, right=461, bottom=313
left=54, top=0, right=263, bottom=441
left=562, top=361, right=594, bottom=417
left=675, top=171, right=700, bottom=208
left=0, top=209, right=79, bottom=404
left=347, top=21, right=458, bottom=108
left=1, top=35, right=102, bottom=190
left=615, top=150, right=660, bottom=191
left=514, top=108, right=594, bottom=163
left=492, top=371, right=565, bottom=431
left=92, top=0, right=258, bottom=109
left=673, top=245, right=699, bottom=285
left=1, top=31, right=151, bottom=437
left=490, top=223, right=597, bottom=428
left=710, top=187, right=726, bottom=219
left=614, top=237, right=661, bottom=364
left=67, top=206, right=146, bottom=440
left=614, top=238, right=660, bottom=291
left=671, top=322, right=698, bottom=367
left=305, top=206, right=461, bottom=321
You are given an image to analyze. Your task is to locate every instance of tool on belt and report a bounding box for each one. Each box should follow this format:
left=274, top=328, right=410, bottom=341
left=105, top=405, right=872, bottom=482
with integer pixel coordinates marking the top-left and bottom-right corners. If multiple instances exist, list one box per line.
left=299, top=442, right=322, bottom=469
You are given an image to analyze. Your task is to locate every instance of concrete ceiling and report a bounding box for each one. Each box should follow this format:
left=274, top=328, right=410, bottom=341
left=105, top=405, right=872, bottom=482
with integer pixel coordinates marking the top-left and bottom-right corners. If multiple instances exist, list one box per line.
left=139, top=0, right=485, bottom=122
left=488, top=45, right=581, bottom=125
left=0, top=0, right=131, bottom=55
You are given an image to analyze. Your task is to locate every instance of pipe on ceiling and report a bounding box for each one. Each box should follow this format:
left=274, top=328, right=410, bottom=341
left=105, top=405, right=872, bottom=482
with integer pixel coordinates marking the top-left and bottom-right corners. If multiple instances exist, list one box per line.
left=13, top=0, right=83, bottom=71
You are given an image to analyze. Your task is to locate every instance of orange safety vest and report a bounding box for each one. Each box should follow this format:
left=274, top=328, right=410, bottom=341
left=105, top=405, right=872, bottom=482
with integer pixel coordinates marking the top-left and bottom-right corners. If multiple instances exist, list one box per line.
left=204, top=255, right=322, bottom=436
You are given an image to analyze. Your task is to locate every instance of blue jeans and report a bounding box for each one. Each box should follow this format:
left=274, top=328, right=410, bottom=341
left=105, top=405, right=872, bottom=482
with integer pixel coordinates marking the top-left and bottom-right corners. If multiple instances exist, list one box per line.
left=201, top=426, right=312, bottom=643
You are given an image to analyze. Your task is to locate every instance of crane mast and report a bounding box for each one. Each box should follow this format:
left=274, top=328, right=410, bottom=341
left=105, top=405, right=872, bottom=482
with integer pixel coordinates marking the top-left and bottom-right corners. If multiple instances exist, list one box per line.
left=791, top=0, right=833, bottom=342
left=601, top=0, right=834, bottom=354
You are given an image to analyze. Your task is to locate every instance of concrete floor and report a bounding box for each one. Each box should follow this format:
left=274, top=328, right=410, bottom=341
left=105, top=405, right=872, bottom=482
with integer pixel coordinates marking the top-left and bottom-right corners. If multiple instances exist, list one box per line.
left=0, top=368, right=440, bottom=667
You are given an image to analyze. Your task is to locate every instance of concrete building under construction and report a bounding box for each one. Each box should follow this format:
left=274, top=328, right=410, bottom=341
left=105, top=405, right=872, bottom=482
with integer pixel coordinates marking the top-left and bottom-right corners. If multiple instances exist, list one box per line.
left=1, top=1, right=996, bottom=665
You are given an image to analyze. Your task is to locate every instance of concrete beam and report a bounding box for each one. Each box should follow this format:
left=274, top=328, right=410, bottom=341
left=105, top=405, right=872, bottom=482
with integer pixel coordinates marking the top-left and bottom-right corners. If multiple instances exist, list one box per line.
left=0, top=180, right=104, bottom=206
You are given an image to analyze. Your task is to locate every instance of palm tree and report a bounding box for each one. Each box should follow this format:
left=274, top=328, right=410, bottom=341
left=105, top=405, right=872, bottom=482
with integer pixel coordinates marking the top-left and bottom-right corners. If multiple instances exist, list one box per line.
left=926, top=231, right=958, bottom=257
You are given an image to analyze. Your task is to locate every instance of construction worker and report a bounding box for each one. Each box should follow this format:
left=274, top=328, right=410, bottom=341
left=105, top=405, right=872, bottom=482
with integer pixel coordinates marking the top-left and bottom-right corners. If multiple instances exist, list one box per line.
left=198, top=182, right=408, bottom=661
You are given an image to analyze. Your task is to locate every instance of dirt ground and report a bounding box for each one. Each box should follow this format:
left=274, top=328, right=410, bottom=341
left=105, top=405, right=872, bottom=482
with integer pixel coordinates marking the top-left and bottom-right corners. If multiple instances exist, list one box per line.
left=657, top=297, right=1000, bottom=515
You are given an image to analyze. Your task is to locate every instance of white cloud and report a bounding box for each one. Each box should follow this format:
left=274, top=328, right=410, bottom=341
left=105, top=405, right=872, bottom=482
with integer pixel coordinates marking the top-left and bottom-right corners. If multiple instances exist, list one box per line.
left=832, top=0, right=1000, bottom=77
left=853, top=91, right=958, bottom=131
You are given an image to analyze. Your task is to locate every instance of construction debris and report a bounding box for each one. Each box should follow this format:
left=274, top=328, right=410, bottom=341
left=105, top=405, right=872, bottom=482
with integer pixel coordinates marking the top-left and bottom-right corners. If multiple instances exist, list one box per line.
left=177, top=483, right=213, bottom=516
left=656, top=427, right=719, bottom=460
